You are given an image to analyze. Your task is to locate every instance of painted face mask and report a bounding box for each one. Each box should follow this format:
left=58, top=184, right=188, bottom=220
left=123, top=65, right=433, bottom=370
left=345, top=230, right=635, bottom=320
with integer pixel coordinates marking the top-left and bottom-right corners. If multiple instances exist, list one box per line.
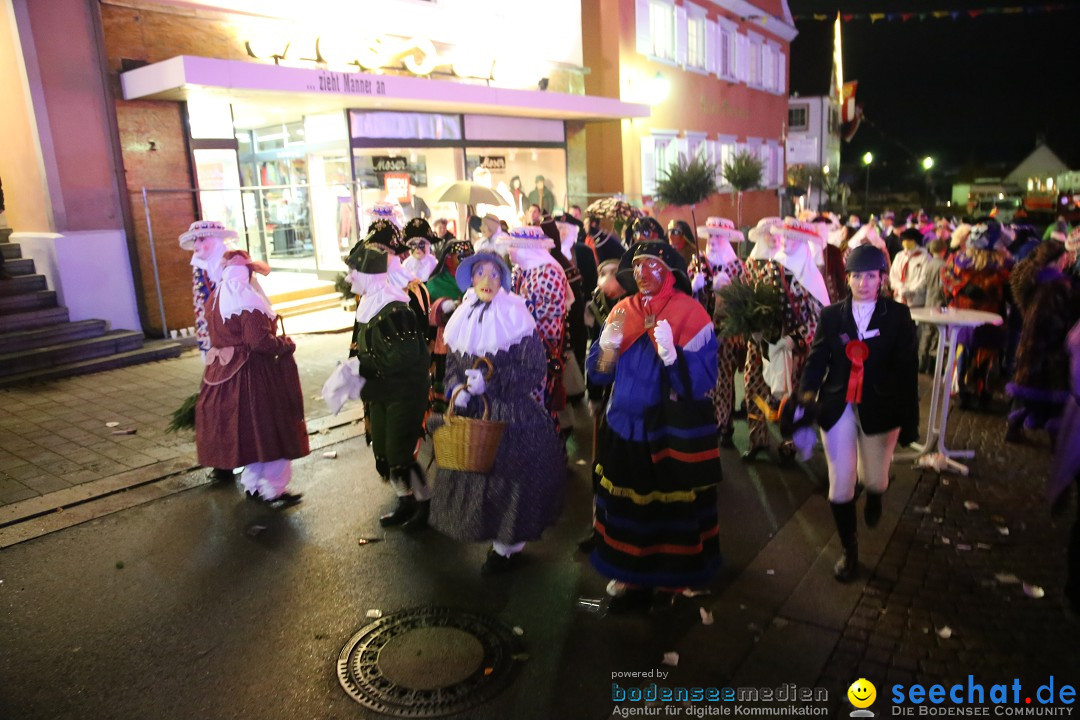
left=471, top=261, right=501, bottom=303
left=192, top=236, right=221, bottom=261
left=633, top=257, right=667, bottom=296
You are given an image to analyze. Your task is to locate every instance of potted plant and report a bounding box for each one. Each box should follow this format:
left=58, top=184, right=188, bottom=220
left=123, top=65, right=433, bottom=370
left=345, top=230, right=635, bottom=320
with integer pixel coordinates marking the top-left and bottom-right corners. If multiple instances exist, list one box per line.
left=653, top=154, right=719, bottom=251
left=722, top=150, right=764, bottom=232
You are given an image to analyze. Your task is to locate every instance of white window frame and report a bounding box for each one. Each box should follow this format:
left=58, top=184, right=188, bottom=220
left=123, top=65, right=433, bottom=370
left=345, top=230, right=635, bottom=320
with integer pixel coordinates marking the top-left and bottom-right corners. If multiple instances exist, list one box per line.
left=685, top=3, right=708, bottom=72
left=766, top=141, right=782, bottom=187
left=716, top=18, right=737, bottom=81
left=716, top=134, right=738, bottom=189
left=686, top=132, right=708, bottom=165
left=648, top=0, right=677, bottom=63
left=747, top=32, right=764, bottom=89
left=788, top=103, right=809, bottom=132
left=642, top=131, right=679, bottom=198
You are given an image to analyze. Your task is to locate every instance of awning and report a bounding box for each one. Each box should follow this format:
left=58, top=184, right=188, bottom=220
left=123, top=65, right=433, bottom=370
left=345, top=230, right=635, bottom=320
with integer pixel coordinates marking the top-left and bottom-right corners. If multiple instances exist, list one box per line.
left=120, top=56, right=649, bottom=123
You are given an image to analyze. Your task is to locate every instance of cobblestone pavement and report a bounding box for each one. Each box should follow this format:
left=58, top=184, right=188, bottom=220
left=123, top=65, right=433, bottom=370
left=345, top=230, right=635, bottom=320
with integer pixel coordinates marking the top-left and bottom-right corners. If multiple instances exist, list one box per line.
left=0, top=333, right=349, bottom=506
left=817, top=391, right=1076, bottom=714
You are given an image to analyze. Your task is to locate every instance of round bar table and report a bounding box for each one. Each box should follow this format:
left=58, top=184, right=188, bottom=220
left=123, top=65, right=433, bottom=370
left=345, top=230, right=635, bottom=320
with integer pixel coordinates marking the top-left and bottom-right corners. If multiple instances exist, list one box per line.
left=901, top=307, right=1003, bottom=476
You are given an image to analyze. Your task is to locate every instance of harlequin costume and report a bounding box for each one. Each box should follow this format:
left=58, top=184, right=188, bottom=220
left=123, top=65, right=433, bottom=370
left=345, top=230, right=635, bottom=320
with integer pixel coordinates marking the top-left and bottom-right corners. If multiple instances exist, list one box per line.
left=508, top=226, right=570, bottom=420
left=428, top=253, right=565, bottom=573
left=695, top=217, right=750, bottom=444
left=195, top=251, right=308, bottom=506
left=425, top=238, right=475, bottom=408
left=345, top=237, right=432, bottom=529
left=586, top=242, right=720, bottom=604
left=942, top=219, right=1012, bottom=408
left=742, top=217, right=785, bottom=455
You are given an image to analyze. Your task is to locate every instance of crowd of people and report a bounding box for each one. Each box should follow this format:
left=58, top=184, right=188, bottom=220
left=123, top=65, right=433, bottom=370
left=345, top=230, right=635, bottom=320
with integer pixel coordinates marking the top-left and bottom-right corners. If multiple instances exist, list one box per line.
left=178, top=201, right=1080, bottom=615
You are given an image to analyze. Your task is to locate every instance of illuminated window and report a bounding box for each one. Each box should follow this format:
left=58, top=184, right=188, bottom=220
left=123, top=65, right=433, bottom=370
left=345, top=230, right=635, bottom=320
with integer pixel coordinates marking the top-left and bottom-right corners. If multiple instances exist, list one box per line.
left=642, top=133, right=677, bottom=197
left=687, top=14, right=707, bottom=70
left=788, top=105, right=808, bottom=131
left=717, top=23, right=736, bottom=79
left=748, top=37, right=763, bottom=87
left=649, top=0, right=676, bottom=62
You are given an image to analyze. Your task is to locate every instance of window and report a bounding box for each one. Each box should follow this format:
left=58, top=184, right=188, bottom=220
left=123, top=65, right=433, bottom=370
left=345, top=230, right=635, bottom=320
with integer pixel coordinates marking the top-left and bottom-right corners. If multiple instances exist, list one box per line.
left=762, top=45, right=774, bottom=91
left=641, top=133, right=677, bottom=197
left=788, top=105, right=809, bottom=131
left=717, top=23, right=736, bottom=79
left=716, top=136, right=737, bottom=188
left=687, top=133, right=707, bottom=164
left=649, top=0, right=676, bottom=61
left=748, top=35, right=763, bottom=87
left=687, top=12, right=707, bottom=70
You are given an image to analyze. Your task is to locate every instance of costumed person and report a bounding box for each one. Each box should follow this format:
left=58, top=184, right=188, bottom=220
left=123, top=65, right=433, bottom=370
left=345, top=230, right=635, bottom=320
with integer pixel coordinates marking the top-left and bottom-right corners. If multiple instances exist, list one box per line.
left=429, top=253, right=565, bottom=573
left=795, top=245, right=918, bottom=581
left=367, top=218, right=431, bottom=333
left=586, top=241, right=721, bottom=611
left=823, top=221, right=852, bottom=303
left=667, top=218, right=698, bottom=268
left=195, top=250, right=308, bottom=507
left=345, top=240, right=432, bottom=529
left=911, top=239, right=948, bottom=373
left=889, top=228, right=930, bottom=306
left=743, top=219, right=828, bottom=462
left=474, top=213, right=511, bottom=257
left=367, top=200, right=404, bottom=231
left=401, top=219, right=439, bottom=283
left=696, top=218, right=750, bottom=445
left=508, top=225, right=570, bottom=424
left=526, top=175, right=556, bottom=215
left=1048, top=319, right=1080, bottom=617
left=1005, top=239, right=1077, bottom=444
left=584, top=213, right=622, bottom=266
left=426, top=237, right=475, bottom=409
left=742, top=217, right=785, bottom=458
left=555, top=219, right=593, bottom=397
left=942, top=219, right=1012, bottom=409
left=880, top=211, right=902, bottom=260
left=179, top=220, right=243, bottom=483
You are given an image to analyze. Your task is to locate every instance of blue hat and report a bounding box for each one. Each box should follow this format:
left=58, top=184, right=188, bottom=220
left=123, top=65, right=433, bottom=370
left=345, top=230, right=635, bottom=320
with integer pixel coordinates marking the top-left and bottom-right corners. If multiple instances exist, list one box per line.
left=455, top=252, right=512, bottom=294
left=845, top=244, right=888, bottom=273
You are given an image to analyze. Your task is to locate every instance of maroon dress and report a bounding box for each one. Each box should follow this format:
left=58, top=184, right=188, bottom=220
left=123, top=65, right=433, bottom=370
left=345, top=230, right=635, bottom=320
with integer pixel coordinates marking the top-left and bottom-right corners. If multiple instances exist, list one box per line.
left=195, top=295, right=309, bottom=469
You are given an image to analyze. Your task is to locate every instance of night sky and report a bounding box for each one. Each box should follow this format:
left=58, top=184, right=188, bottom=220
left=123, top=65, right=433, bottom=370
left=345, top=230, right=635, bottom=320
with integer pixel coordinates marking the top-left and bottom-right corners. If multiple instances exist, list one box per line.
left=787, top=1, right=1080, bottom=195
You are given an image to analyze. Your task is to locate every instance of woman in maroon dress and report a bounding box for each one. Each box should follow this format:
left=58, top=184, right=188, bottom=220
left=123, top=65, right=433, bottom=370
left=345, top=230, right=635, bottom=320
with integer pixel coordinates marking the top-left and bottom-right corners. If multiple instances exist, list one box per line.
left=195, top=251, right=308, bottom=507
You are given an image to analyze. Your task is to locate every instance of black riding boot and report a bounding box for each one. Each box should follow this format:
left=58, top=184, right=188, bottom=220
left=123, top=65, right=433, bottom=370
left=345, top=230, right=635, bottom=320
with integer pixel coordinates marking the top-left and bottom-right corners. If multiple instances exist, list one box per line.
left=864, top=491, right=883, bottom=528
left=380, top=495, right=417, bottom=527
left=395, top=463, right=430, bottom=532
left=830, top=500, right=859, bottom=582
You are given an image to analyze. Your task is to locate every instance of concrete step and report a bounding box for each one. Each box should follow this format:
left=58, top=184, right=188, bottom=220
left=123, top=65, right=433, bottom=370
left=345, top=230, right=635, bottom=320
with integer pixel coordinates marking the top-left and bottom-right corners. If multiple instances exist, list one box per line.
left=273, top=292, right=343, bottom=318
left=267, top=281, right=337, bottom=306
left=0, top=319, right=107, bottom=355
left=0, top=227, right=11, bottom=243
left=0, top=305, right=67, bottom=332
left=3, top=258, right=34, bottom=276
left=1, top=243, right=20, bottom=260
left=0, top=290, right=56, bottom=315
left=0, top=330, right=146, bottom=377
left=0, top=340, right=184, bottom=387
left=0, top=274, right=47, bottom=297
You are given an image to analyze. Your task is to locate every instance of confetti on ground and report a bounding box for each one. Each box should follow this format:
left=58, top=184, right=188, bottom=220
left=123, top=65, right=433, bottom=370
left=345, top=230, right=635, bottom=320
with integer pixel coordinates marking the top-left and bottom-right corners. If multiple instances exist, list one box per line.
left=766, top=569, right=775, bottom=575
left=995, top=573, right=1021, bottom=584
left=512, top=626, right=524, bottom=636
left=996, top=527, right=1010, bottom=536
left=681, top=589, right=711, bottom=598
left=366, top=609, right=383, bottom=619
left=976, top=543, right=992, bottom=550
left=699, top=608, right=714, bottom=625
left=914, top=505, right=931, bottom=514
left=941, top=537, right=951, bottom=545
left=111, top=429, right=137, bottom=435
left=956, top=543, right=972, bottom=551
left=105, top=421, right=120, bottom=428
left=575, top=459, right=587, bottom=466
left=1023, top=584, right=1045, bottom=599
left=322, top=451, right=338, bottom=459
left=937, top=626, right=953, bottom=639
left=483, top=667, right=494, bottom=676
left=357, top=537, right=382, bottom=546
left=662, top=652, right=679, bottom=667
left=963, top=500, right=980, bottom=511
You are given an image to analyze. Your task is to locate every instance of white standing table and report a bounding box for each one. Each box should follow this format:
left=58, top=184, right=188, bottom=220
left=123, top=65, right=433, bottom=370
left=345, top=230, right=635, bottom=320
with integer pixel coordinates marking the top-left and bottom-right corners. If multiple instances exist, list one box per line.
left=901, top=307, right=1003, bottom=476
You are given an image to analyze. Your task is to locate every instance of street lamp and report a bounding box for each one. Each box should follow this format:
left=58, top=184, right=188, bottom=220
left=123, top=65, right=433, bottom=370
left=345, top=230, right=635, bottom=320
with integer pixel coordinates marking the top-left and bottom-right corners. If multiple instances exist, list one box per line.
left=862, top=152, right=873, bottom=215
left=922, top=156, right=935, bottom=209
left=922, top=156, right=934, bottom=171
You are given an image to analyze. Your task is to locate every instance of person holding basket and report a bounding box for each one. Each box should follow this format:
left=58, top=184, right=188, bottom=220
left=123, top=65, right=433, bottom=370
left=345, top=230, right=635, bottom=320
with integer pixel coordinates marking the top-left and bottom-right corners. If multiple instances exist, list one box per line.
left=428, top=252, right=565, bottom=574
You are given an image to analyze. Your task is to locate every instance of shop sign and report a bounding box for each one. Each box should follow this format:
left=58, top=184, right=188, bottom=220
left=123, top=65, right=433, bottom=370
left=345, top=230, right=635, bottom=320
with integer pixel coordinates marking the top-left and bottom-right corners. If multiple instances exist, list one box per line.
left=384, top=172, right=412, bottom=203
left=372, top=156, right=409, bottom=173
left=479, top=156, right=506, bottom=172
left=245, top=35, right=495, bottom=80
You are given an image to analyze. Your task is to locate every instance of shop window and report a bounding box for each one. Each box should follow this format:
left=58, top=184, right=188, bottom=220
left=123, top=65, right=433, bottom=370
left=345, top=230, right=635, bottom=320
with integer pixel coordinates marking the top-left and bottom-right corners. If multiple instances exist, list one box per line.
left=789, top=105, right=809, bottom=132
left=349, top=111, right=461, bottom=141
left=466, top=147, right=567, bottom=223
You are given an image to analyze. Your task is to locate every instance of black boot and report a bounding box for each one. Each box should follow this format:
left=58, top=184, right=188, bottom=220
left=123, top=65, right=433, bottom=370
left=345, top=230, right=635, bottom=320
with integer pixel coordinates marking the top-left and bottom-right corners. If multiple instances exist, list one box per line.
left=864, top=491, right=883, bottom=529
left=830, top=500, right=859, bottom=582
left=719, top=427, right=735, bottom=449
left=380, top=495, right=417, bottom=527
left=401, top=500, right=429, bottom=532
left=209, top=468, right=235, bottom=483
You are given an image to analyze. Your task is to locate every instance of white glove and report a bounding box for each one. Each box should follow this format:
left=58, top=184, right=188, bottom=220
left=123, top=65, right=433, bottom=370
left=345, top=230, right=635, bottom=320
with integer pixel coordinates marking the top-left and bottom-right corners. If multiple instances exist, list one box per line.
left=453, top=386, right=472, bottom=408
left=691, top=272, right=706, bottom=293
left=464, top=368, right=486, bottom=395
left=712, top=271, right=732, bottom=293
left=321, top=358, right=365, bottom=415
left=773, top=335, right=796, bottom=353
left=599, top=319, right=623, bottom=350
left=653, top=319, right=676, bottom=366
left=793, top=426, right=816, bottom=461
left=441, top=299, right=459, bottom=313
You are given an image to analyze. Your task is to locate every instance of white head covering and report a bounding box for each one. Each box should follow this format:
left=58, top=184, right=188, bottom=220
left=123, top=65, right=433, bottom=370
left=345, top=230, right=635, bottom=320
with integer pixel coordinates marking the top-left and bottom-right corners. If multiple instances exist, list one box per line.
left=772, top=219, right=831, bottom=308
left=442, top=287, right=537, bottom=357
left=506, top=225, right=572, bottom=299
left=698, top=217, right=743, bottom=267
left=217, top=264, right=276, bottom=321
left=352, top=264, right=411, bottom=324
left=182, top=221, right=239, bottom=285
left=748, top=217, right=783, bottom=261
left=556, top=221, right=578, bottom=258
left=848, top=224, right=888, bottom=254
left=402, top=253, right=437, bottom=282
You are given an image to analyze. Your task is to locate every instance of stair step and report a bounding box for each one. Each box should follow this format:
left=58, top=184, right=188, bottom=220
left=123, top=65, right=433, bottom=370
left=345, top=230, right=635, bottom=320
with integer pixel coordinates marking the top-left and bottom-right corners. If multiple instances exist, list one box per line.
left=0, top=319, right=107, bottom=355
left=0, top=341, right=184, bottom=387
left=273, top=292, right=344, bottom=317
left=267, top=281, right=338, bottom=305
left=1, top=243, right=20, bottom=260
left=0, top=227, right=12, bottom=243
left=3, top=258, right=34, bottom=276
left=0, top=290, right=56, bottom=315
left=0, top=330, right=146, bottom=377
left=0, top=274, right=47, bottom=297
left=0, top=305, right=68, bottom=332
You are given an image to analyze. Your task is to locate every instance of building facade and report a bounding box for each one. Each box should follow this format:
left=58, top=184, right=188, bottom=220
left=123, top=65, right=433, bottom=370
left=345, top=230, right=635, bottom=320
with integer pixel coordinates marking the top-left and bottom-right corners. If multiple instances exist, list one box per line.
left=785, top=94, right=841, bottom=213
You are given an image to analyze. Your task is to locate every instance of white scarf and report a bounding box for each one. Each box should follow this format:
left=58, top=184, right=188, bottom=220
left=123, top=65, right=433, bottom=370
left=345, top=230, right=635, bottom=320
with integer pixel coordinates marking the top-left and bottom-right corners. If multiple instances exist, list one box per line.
left=443, top=287, right=537, bottom=357
left=749, top=236, right=781, bottom=262
left=402, top=253, right=437, bottom=282
left=775, top=240, right=831, bottom=308
left=217, top=264, right=276, bottom=321
left=705, top=235, right=738, bottom=268
left=354, top=271, right=410, bottom=324
left=190, top=238, right=229, bottom=284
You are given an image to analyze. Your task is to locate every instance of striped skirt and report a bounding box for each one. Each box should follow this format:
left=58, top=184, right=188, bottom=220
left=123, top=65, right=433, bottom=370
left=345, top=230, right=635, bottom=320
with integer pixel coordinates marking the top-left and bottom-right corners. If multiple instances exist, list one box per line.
left=590, top=424, right=721, bottom=590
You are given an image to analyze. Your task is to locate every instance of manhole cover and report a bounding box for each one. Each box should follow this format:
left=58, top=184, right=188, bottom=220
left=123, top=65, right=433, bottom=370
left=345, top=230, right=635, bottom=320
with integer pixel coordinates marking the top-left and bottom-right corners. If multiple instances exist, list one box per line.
left=337, top=606, right=521, bottom=717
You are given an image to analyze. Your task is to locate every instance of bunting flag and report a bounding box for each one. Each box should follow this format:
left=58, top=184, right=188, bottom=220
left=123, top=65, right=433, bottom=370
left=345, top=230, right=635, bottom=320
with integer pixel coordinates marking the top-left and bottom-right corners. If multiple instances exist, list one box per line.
left=841, top=81, right=859, bottom=123
left=794, top=4, right=1070, bottom=21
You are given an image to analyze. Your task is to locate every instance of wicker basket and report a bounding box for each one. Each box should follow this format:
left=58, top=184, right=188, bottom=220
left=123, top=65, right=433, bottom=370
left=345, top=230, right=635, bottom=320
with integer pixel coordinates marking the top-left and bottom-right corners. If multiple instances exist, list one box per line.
left=432, top=359, right=506, bottom=473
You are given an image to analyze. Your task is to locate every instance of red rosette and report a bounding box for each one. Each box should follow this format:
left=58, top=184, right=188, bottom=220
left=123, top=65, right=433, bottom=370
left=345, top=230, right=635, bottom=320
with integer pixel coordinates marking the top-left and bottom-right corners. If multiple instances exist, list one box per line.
left=845, top=339, right=870, bottom=404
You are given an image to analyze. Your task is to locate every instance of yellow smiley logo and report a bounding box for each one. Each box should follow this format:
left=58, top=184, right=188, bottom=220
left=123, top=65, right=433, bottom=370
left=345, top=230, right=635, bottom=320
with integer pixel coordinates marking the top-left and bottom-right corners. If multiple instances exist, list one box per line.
left=848, top=678, right=877, bottom=708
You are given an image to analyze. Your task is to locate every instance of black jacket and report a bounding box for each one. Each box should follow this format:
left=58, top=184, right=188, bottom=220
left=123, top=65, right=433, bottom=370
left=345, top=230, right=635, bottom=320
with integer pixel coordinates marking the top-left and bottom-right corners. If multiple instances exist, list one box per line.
left=799, top=297, right=919, bottom=443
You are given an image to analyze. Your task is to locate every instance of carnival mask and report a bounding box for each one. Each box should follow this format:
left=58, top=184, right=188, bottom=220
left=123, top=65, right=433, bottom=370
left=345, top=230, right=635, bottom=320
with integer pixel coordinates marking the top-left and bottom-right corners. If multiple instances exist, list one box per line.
left=633, top=257, right=667, bottom=296
left=471, top=261, right=501, bottom=303
left=192, top=236, right=221, bottom=261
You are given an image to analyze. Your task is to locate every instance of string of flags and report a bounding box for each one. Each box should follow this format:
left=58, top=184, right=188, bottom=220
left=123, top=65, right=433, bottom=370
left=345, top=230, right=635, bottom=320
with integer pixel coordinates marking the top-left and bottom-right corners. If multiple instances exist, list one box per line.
left=794, top=4, right=1071, bottom=22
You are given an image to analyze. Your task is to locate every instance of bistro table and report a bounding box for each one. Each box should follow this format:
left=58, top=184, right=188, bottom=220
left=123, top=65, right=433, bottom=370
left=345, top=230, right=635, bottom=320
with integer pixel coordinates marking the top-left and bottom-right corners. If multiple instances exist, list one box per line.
left=900, top=307, right=1004, bottom=476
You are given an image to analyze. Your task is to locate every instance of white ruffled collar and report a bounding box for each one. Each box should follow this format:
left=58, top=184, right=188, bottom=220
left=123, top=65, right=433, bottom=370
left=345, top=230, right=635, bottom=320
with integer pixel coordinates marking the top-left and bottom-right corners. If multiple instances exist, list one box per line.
left=217, top=265, right=276, bottom=321
left=191, top=240, right=228, bottom=284
left=402, top=253, right=437, bottom=282
left=442, top=287, right=536, bottom=357
left=355, top=273, right=411, bottom=324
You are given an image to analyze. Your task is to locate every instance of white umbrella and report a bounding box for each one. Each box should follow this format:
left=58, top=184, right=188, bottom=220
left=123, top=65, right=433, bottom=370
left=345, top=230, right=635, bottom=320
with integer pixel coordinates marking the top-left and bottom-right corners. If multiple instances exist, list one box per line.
left=430, top=181, right=509, bottom=207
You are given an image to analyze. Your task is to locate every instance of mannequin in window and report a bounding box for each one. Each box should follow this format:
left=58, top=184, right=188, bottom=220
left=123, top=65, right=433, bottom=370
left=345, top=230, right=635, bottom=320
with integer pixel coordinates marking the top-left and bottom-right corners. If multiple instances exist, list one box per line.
left=526, top=175, right=556, bottom=216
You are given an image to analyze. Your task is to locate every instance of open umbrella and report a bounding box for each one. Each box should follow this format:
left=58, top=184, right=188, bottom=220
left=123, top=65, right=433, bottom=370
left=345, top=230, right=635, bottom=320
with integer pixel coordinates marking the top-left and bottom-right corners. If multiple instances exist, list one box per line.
left=430, top=181, right=508, bottom=207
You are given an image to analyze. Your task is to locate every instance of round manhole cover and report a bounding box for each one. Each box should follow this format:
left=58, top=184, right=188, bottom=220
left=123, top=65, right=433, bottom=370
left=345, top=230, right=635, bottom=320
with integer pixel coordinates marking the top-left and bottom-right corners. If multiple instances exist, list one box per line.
left=337, top=606, right=522, bottom=717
